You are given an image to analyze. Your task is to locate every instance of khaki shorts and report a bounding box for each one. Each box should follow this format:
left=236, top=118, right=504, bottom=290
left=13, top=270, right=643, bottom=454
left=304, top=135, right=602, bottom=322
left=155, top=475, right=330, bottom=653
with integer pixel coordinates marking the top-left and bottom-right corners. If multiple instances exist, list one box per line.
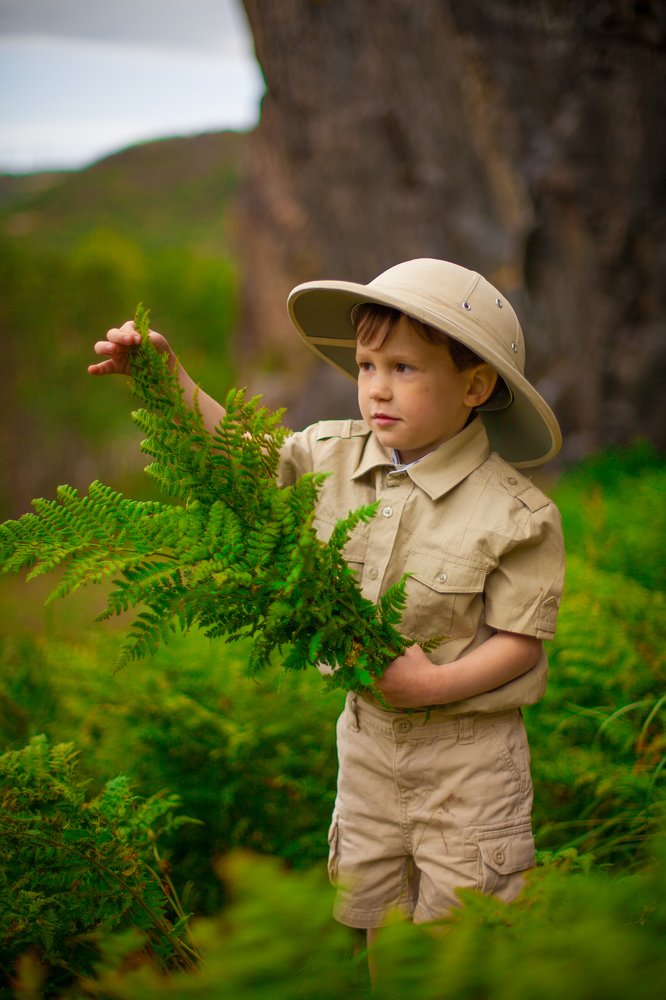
left=328, top=692, right=535, bottom=928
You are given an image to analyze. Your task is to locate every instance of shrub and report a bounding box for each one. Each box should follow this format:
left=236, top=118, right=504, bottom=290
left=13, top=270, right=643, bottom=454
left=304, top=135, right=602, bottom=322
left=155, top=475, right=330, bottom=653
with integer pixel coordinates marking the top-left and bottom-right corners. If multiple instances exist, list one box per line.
left=0, top=631, right=343, bottom=914
left=370, top=831, right=666, bottom=999
left=0, top=736, right=196, bottom=997
left=526, top=444, right=666, bottom=866
left=11, top=833, right=666, bottom=1000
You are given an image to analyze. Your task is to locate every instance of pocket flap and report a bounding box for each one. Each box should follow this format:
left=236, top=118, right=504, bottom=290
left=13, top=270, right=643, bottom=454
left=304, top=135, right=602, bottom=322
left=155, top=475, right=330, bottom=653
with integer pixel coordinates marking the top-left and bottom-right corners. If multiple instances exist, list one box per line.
left=406, top=548, right=487, bottom=594
left=343, top=531, right=369, bottom=564
left=477, top=825, right=535, bottom=875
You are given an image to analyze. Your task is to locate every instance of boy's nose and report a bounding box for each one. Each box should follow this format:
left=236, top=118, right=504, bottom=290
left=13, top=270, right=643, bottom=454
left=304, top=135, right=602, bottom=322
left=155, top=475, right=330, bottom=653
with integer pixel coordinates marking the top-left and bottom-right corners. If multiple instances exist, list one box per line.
left=368, top=372, right=392, bottom=399
left=369, top=380, right=392, bottom=400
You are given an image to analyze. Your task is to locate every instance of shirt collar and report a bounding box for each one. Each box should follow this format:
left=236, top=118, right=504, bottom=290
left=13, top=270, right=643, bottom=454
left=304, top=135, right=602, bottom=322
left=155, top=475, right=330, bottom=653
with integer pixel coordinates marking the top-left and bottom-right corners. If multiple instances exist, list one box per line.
left=352, top=417, right=491, bottom=500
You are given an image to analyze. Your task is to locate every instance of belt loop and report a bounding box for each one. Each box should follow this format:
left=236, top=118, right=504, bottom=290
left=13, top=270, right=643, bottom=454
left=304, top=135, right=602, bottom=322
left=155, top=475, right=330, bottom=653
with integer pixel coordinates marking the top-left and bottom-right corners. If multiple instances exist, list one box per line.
left=458, top=715, right=475, bottom=744
left=348, top=692, right=360, bottom=732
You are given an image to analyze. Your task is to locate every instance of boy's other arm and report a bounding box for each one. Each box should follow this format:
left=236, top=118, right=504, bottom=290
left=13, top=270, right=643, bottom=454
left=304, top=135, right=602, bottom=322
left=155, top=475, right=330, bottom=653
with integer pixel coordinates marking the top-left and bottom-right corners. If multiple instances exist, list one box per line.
left=88, top=320, right=226, bottom=434
left=376, top=632, right=542, bottom=709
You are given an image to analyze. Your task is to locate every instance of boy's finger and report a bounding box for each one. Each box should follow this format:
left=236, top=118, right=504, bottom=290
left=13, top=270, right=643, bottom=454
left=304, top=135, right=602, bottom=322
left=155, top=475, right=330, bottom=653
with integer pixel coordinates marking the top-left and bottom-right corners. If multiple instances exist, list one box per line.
left=87, top=359, right=117, bottom=375
left=93, top=340, right=120, bottom=356
left=106, top=324, right=141, bottom=345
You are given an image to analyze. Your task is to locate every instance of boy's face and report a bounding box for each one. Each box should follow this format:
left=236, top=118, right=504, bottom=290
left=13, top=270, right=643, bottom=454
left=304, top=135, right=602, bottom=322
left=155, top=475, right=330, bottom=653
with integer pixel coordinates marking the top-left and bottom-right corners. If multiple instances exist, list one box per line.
left=355, top=315, right=494, bottom=464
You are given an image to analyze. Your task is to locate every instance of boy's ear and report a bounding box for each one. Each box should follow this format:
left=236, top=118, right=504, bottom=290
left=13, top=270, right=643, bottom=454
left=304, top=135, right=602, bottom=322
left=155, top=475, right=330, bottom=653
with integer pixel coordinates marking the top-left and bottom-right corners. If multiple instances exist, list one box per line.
left=464, top=364, right=498, bottom=408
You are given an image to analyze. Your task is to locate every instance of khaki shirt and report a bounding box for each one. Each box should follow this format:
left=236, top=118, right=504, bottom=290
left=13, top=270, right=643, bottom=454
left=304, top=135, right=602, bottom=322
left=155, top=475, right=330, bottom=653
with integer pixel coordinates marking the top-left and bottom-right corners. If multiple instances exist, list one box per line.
left=278, top=417, right=565, bottom=714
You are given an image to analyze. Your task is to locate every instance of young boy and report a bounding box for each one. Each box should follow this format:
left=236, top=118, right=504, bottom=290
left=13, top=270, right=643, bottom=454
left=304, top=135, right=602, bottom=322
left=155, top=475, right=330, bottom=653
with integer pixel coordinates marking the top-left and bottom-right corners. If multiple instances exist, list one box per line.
left=90, top=258, right=565, bottom=939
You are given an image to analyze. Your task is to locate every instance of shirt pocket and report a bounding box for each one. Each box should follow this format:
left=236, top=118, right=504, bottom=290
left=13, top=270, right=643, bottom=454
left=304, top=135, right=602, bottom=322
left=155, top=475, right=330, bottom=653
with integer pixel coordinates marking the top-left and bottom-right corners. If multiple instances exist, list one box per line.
left=312, top=505, right=369, bottom=582
left=342, top=532, right=369, bottom=582
left=403, top=548, right=488, bottom=643
left=312, top=505, right=338, bottom=544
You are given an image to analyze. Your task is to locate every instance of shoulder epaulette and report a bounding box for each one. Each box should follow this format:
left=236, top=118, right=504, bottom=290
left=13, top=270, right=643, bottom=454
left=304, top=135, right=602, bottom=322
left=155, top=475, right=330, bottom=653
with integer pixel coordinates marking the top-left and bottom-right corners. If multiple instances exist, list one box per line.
left=497, top=468, right=551, bottom=513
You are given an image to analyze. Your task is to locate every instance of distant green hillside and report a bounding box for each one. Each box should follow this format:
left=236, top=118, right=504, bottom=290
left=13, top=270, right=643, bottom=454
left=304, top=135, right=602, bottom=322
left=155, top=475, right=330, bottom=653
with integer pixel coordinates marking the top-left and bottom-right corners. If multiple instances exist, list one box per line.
left=0, top=131, right=246, bottom=518
left=0, top=131, right=243, bottom=253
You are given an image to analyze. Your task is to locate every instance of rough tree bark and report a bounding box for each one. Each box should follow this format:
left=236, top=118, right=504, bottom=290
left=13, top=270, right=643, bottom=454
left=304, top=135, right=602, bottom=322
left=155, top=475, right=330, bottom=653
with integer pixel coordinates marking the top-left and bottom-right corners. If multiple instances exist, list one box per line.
left=236, top=0, right=666, bottom=463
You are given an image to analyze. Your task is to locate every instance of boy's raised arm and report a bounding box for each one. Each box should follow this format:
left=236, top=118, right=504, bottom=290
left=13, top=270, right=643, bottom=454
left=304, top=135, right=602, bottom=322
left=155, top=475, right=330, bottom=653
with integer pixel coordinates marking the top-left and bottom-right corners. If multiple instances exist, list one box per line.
left=88, top=319, right=226, bottom=434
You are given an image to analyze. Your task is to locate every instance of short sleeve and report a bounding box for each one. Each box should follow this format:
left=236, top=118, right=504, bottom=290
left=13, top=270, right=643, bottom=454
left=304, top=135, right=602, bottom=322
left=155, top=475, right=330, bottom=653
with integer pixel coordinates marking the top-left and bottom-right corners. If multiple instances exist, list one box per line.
left=484, top=501, right=565, bottom=640
left=276, top=426, right=318, bottom=488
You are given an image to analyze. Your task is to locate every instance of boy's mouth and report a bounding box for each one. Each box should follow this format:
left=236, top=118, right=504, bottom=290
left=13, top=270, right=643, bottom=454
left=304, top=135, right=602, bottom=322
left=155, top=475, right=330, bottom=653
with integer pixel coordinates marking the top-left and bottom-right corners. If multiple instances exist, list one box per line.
left=372, top=412, right=399, bottom=427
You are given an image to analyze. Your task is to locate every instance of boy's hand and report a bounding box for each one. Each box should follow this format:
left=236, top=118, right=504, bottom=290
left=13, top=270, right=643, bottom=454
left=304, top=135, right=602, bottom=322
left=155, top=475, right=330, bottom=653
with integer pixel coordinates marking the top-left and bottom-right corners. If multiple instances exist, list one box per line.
left=376, top=644, right=440, bottom=708
left=88, top=321, right=172, bottom=376
left=88, top=318, right=226, bottom=434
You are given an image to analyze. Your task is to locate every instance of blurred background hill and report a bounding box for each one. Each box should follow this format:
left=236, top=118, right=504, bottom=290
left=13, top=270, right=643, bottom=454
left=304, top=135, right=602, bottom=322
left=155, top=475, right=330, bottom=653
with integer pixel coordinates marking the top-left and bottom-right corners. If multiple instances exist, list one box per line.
left=0, top=132, right=243, bottom=517
left=1, top=0, right=665, bottom=520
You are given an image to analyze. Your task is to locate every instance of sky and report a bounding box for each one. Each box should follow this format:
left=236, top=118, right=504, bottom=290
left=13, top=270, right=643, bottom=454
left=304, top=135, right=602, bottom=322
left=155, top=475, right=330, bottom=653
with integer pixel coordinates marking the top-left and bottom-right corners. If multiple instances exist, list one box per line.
left=0, top=0, right=265, bottom=174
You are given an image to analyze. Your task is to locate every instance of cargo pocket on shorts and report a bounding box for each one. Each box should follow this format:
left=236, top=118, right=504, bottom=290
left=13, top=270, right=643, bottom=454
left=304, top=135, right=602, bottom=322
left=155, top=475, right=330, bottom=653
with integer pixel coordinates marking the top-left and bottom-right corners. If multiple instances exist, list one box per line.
left=470, top=822, right=535, bottom=897
left=327, top=811, right=341, bottom=885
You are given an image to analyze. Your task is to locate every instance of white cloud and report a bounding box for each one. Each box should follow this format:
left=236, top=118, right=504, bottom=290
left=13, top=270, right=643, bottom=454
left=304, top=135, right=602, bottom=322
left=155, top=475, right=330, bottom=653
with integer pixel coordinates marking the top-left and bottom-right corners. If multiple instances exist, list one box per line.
left=0, top=2, right=264, bottom=172
left=0, top=0, right=253, bottom=57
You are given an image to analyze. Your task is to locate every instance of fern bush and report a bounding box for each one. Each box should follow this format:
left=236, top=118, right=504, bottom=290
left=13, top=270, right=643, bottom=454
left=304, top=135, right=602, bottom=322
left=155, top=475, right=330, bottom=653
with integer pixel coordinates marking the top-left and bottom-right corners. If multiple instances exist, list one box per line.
left=0, top=631, right=343, bottom=914
left=0, top=735, right=197, bottom=997
left=368, top=832, right=666, bottom=1000
left=528, top=555, right=666, bottom=867
left=0, top=306, right=409, bottom=692
left=1, top=443, right=665, bottom=994
left=527, top=444, right=666, bottom=867
left=11, top=834, right=666, bottom=1000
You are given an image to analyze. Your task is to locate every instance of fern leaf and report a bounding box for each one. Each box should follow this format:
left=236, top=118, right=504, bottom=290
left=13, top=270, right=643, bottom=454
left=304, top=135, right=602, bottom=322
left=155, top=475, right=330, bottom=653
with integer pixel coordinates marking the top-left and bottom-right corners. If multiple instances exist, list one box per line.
left=0, top=302, right=411, bottom=691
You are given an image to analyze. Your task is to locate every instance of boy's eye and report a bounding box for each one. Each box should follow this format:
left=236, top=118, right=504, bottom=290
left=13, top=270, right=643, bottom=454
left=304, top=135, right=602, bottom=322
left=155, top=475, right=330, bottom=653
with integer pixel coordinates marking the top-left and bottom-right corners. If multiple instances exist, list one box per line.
left=357, top=361, right=373, bottom=372
left=395, top=363, right=412, bottom=373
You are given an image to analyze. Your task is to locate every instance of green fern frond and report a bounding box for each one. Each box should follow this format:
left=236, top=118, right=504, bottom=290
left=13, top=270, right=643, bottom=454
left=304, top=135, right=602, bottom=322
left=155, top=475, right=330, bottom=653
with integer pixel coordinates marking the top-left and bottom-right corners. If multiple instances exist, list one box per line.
left=0, top=302, right=413, bottom=692
left=378, top=576, right=409, bottom=627
left=328, top=501, right=379, bottom=552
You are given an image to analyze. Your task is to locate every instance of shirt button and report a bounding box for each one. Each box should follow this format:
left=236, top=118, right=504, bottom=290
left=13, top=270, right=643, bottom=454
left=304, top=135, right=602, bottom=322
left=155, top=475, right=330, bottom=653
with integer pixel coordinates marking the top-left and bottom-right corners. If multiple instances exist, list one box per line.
left=382, top=506, right=393, bottom=518
left=507, top=477, right=517, bottom=486
left=394, top=719, right=412, bottom=733
left=493, top=847, right=506, bottom=866
left=368, top=568, right=378, bottom=580
left=437, top=572, right=448, bottom=583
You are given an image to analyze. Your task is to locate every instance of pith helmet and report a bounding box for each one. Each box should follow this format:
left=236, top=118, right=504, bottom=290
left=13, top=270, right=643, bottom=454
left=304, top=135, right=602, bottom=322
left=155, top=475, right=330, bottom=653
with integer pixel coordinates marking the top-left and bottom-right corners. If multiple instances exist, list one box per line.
left=287, top=258, right=561, bottom=467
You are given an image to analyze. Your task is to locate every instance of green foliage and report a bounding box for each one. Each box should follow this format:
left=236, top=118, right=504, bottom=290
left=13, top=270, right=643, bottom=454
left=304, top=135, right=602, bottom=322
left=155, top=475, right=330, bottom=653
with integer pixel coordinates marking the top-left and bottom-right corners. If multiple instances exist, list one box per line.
left=552, top=440, right=666, bottom=590
left=10, top=835, right=666, bottom=1000
left=0, top=736, right=197, bottom=996
left=528, top=555, right=666, bottom=866
left=11, top=854, right=364, bottom=1000
left=0, top=136, right=242, bottom=522
left=525, top=444, right=666, bottom=866
left=367, top=834, right=666, bottom=1000
left=0, top=309, right=409, bottom=692
left=0, top=444, right=665, bottom=995
left=0, top=630, right=343, bottom=914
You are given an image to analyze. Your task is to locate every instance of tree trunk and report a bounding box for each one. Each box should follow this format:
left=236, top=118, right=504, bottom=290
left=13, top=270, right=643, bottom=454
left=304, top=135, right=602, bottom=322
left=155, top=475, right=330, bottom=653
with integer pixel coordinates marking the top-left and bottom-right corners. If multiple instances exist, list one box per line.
left=236, top=0, right=666, bottom=461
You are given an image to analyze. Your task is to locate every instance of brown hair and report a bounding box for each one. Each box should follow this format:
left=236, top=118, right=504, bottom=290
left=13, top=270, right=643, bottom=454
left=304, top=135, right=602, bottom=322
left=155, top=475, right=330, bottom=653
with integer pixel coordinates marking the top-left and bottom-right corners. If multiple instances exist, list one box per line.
left=353, top=302, right=485, bottom=372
